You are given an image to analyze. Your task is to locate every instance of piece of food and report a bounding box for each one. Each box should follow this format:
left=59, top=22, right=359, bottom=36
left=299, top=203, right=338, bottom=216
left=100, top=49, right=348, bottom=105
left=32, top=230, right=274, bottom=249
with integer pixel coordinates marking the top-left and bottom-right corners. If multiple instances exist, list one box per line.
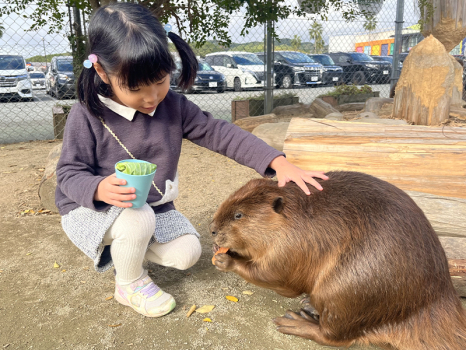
left=116, top=161, right=157, bottom=175
left=186, top=304, right=196, bottom=318
left=212, top=247, right=229, bottom=265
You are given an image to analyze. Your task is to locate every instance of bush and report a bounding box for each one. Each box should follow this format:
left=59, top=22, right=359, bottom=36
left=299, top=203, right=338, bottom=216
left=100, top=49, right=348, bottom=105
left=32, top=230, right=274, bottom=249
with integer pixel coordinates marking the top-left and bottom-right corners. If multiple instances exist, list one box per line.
left=320, top=84, right=373, bottom=97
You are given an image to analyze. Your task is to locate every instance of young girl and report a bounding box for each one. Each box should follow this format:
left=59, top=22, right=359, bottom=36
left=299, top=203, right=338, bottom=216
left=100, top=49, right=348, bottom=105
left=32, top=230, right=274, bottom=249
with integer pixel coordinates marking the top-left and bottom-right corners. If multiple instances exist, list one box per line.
left=56, top=2, right=328, bottom=318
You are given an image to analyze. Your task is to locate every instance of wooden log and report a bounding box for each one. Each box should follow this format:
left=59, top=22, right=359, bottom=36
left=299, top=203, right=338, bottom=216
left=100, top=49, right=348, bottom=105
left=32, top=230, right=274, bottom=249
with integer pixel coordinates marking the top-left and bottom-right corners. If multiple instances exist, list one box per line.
left=233, top=114, right=279, bottom=132
left=441, top=237, right=466, bottom=297
left=393, top=35, right=455, bottom=126
left=449, top=106, right=466, bottom=120
left=283, top=118, right=466, bottom=199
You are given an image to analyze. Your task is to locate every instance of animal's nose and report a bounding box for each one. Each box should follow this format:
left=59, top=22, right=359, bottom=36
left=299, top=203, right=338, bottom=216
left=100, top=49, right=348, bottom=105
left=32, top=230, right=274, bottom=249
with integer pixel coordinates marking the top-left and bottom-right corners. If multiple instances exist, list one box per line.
left=211, top=231, right=217, bottom=236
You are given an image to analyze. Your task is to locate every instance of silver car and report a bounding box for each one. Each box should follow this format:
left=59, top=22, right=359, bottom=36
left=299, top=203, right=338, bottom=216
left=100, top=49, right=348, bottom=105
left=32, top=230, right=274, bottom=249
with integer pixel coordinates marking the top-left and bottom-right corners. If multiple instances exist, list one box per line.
left=29, top=72, right=46, bottom=90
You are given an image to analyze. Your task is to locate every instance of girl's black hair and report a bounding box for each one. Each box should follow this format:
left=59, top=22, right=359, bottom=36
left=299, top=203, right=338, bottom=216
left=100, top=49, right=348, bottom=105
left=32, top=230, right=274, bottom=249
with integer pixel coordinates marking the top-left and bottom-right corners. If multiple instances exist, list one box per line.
left=78, top=2, right=198, bottom=117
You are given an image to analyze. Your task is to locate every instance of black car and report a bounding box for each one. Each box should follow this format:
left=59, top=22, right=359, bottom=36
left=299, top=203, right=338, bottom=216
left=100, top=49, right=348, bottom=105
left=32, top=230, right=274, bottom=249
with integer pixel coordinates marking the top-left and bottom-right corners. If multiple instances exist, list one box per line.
left=47, top=56, right=75, bottom=99
left=256, top=51, right=323, bottom=89
left=308, top=54, right=343, bottom=85
left=328, top=52, right=392, bottom=85
left=171, top=60, right=226, bottom=93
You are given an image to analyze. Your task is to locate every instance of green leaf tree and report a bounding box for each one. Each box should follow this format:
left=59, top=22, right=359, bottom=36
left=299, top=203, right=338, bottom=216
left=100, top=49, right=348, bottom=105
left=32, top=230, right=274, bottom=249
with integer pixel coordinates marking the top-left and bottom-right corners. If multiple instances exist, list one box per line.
left=0, top=23, right=4, bottom=39
left=290, top=35, right=302, bottom=51
left=308, top=20, right=325, bottom=54
left=0, top=0, right=367, bottom=47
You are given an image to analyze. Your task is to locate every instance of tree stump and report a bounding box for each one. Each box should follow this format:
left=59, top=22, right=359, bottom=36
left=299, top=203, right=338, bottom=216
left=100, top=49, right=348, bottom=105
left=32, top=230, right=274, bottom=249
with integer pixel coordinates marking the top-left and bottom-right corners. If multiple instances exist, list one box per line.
left=393, top=35, right=456, bottom=125
left=421, top=0, right=466, bottom=53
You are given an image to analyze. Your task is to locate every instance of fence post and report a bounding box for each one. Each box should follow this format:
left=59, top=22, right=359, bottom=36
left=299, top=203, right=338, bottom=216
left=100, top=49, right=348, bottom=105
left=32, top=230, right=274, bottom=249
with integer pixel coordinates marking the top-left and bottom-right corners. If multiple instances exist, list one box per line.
left=264, top=19, right=274, bottom=114
left=390, top=0, right=404, bottom=91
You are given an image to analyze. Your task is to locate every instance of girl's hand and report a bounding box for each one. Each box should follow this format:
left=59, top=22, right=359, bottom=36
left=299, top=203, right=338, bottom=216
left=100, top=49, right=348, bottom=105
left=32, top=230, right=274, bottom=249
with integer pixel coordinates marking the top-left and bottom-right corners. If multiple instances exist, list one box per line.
left=94, top=173, right=136, bottom=208
left=269, top=156, right=328, bottom=195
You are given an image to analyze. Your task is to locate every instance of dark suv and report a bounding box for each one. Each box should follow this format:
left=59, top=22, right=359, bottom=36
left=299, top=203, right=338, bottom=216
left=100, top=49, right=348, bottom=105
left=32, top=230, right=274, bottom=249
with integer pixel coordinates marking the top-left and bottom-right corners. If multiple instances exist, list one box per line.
left=256, top=51, right=323, bottom=89
left=308, top=54, right=343, bottom=85
left=328, top=52, right=391, bottom=85
left=47, top=56, right=75, bottom=99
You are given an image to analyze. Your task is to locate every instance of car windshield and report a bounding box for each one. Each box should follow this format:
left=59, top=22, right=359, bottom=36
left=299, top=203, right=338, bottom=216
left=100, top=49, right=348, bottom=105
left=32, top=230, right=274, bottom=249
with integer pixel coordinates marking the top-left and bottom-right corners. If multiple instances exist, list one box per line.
left=198, top=62, right=214, bottom=71
left=30, top=73, right=45, bottom=78
left=0, top=56, right=25, bottom=70
left=311, top=55, right=335, bottom=65
left=57, top=60, right=73, bottom=71
left=349, top=53, right=373, bottom=62
left=231, top=54, right=264, bottom=65
left=280, top=52, right=315, bottom=63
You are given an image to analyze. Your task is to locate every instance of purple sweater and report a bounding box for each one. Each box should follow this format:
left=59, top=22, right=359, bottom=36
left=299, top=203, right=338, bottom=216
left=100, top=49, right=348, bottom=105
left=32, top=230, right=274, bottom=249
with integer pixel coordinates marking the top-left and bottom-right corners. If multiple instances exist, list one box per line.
left=55, top=90, right=284, bottom=216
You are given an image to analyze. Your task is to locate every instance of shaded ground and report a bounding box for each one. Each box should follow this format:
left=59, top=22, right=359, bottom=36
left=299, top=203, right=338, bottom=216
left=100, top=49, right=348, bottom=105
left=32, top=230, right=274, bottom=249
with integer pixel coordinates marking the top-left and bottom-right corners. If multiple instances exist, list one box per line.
left=0, top=139, right=464, bottom=350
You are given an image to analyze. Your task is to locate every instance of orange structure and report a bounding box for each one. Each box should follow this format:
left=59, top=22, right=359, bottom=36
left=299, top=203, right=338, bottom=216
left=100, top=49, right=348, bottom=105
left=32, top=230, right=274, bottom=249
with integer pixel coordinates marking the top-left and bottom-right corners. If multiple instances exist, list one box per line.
left=355, top=38, right=395, bottom=56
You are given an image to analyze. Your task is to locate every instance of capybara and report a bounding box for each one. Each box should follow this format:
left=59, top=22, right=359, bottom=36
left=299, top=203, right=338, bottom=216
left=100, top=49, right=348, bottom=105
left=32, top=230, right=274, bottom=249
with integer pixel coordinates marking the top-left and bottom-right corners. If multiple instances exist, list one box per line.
left=210, top=171, right=466, bottom=350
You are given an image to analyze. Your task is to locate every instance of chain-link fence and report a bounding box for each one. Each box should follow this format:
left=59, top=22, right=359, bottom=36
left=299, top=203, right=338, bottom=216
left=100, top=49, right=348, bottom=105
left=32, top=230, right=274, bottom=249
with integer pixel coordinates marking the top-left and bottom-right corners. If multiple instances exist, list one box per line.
left=0, top=1, right=449, bottom=145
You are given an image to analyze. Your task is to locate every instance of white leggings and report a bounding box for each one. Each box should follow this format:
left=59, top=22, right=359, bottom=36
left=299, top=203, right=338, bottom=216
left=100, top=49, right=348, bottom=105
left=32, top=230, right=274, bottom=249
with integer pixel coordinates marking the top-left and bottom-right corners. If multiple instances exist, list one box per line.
left=102, top=204, right=202, bottom=285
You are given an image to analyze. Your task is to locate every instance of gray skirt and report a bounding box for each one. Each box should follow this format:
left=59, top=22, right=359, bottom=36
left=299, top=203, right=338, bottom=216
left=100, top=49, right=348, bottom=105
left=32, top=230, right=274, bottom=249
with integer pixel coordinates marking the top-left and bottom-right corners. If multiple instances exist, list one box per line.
left=61, top=206, right=199, bottom=272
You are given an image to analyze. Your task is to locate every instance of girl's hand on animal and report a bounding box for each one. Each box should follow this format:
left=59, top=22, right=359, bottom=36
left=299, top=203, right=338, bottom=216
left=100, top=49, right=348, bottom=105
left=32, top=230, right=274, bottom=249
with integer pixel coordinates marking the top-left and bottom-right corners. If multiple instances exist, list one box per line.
left=94, top=173, right=136, bottom=208
left=269, top=156, right=328, bottom=195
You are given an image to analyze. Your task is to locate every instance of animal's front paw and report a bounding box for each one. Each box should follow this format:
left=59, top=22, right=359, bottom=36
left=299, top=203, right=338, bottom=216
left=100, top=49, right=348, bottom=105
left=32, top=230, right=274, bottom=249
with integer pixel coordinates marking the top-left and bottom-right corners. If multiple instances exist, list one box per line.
left=213, top=253, right=236, bottom=272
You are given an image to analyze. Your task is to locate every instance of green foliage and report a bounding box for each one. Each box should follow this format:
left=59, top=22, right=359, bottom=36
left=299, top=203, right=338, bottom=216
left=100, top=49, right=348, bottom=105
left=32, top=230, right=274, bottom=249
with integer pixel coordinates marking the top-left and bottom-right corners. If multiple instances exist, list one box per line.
left=26, top=52, right=71, bottom=63
left=363, top=15, right=377, bottom=32
left=234, top=91, right=298, bottom=101
left=309, top=20, right=325, bottom=54
left=0, top=0, right=368, bottom=47
left=321, top=84, right=373, bottom=97
left=417, top=0, right=435, bottom=32
left=290, top=35, right=302, bottom=51
left=0, top=23, right=4, bottom=39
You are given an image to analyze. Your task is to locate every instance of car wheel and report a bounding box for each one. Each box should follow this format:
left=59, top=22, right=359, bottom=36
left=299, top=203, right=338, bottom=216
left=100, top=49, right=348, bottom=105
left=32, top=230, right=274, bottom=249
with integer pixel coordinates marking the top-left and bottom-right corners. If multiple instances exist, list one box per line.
left=352, top=71, right=366, bottom=85
left=217, top=88, right=225, bottom=93
left=281, top=75, right=293, bottom=89
left=234, top=78, right=242, bottom=92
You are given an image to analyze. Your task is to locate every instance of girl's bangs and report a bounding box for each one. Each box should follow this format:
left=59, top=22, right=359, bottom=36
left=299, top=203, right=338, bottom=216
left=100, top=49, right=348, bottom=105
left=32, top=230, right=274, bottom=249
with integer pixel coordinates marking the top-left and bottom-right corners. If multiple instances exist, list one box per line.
left=115, top=37, right=175, bottom=89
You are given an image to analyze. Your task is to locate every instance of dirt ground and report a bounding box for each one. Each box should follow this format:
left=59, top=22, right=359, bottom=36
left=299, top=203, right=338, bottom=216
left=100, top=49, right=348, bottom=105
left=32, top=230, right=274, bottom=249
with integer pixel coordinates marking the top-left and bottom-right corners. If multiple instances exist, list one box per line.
left=0, top=139, right=464, bottom=350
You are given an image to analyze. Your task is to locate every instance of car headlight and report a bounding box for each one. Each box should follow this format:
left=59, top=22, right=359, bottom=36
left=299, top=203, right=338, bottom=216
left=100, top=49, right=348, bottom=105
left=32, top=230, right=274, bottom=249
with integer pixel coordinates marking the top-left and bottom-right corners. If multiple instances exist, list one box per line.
left=240, top=68, right=258, bottom=79
left=220, top=75, right=226, bottom=81
left=58, top=74, right=69, bottom=81
left=16, top=74, right=29, bottom=82
left=366, top=64, right=379, bottom=69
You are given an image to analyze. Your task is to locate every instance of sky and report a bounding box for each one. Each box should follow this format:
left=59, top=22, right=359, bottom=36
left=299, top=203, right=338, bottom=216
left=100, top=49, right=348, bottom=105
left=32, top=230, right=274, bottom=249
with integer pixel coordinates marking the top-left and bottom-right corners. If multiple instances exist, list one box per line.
left=0, top=0, right=421, bottom=58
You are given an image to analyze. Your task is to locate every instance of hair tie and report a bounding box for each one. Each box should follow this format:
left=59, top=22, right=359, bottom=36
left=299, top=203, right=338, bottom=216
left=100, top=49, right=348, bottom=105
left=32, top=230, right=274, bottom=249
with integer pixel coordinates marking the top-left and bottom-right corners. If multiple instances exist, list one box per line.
left=83, top=54, right=98, bottom=69
left=164, top=24, right=172, bottom=36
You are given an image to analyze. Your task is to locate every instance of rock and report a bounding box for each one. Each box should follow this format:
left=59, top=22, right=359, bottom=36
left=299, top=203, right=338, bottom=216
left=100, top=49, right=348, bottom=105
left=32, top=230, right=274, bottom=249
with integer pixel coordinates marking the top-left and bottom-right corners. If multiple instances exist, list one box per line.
left=364, top=97, right=394, bottom=114
left=324, top=112, right=345, bottom=121
left=378, top=103, right=394, bottom=117
left=252, top=122, right=290, bottom=151
left=335, top=103, right=365, bottom=112
left=38, top=143, right=62, bottom=213
left=234, top=114, right=279, bottom=132
left=271, top=103, right=312, bottom=116
left=309, top=98, right=340, bottom=119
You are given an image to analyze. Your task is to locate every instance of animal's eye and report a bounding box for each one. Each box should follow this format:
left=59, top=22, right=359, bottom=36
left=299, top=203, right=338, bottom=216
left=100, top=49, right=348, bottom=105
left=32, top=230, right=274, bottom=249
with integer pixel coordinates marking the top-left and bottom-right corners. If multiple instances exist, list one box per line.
left=234, top=212, right=243, bottom=220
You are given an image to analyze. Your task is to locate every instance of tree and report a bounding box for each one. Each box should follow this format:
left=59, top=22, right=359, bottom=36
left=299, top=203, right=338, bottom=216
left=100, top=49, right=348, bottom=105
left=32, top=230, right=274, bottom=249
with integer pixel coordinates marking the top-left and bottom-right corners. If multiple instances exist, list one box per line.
left=0, top=23, right=4, bottom=39
left=363, top=15, right=377, bottom=53
left=308, top=20, right=325, bottom=54
left=0, top=0, right=367, bottom=47
left=291, top=35, right=302, bottom=51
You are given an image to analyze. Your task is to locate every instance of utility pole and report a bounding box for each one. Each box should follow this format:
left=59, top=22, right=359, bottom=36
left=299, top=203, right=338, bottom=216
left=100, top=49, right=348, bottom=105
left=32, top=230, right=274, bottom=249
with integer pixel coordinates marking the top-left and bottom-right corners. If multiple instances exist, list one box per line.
left=42, top=38, right=48, bottom=68
left=390, top=0, right=404, bottom=91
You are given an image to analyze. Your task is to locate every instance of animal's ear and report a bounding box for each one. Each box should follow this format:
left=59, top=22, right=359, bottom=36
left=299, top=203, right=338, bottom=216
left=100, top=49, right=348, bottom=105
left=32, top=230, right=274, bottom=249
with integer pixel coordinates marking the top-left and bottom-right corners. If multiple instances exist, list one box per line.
left=272, top=197, right=284, bottom=214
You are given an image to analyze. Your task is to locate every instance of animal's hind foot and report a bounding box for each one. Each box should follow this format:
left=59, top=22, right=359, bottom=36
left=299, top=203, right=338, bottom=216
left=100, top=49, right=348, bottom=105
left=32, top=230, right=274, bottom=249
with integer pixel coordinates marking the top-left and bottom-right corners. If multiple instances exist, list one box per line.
left=273, top=311, right=354, bottom=347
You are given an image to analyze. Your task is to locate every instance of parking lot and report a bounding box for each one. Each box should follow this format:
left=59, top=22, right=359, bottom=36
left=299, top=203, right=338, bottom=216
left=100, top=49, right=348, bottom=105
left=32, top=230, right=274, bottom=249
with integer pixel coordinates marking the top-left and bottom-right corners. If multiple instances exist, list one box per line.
left=0, top=84, right=391, bottom=144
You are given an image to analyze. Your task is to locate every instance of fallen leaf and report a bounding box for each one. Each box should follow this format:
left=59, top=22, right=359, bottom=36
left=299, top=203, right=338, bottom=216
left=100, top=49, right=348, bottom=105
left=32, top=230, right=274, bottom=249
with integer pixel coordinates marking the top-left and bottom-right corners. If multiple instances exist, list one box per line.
left=186, top=304, right=196, bottom=317
left=80, top=281, right=86, bottom=284
left=61, top=269, right=66, bottom=272
left=203, top=318, right=212, bottom=322
left=53, top=261, right=60, bottom=268
left=26, top=252, right=32, bottom=256
left=108, top=323, right=122, bottom=327
left=242, top=290, right=254, bottom=295
left=105, top=296, right=114, bottom=301
left=195, top=305, right=215, bottom=313
left=226, top=296, right=238, bottom=302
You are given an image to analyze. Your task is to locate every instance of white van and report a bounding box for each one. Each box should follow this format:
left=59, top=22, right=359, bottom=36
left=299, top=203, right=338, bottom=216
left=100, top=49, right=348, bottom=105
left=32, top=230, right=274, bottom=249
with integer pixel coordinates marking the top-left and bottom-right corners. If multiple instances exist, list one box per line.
left=204, top=51, right=265, bottom=92
left=0, top=55, right=33, bottom=101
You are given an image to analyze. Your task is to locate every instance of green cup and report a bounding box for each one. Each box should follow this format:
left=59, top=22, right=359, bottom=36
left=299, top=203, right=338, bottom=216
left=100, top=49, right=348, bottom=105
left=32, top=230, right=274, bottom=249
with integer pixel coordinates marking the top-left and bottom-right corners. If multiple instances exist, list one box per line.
left=115, top=159, right=156, bottom=209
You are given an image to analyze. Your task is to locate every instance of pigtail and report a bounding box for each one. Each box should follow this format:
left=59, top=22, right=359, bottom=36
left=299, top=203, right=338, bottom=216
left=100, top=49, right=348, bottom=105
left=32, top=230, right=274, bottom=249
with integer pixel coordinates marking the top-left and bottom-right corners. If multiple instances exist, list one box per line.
left=168, top=32, right=198, bottom=90
left=78, top=64, right=109, bottom=118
